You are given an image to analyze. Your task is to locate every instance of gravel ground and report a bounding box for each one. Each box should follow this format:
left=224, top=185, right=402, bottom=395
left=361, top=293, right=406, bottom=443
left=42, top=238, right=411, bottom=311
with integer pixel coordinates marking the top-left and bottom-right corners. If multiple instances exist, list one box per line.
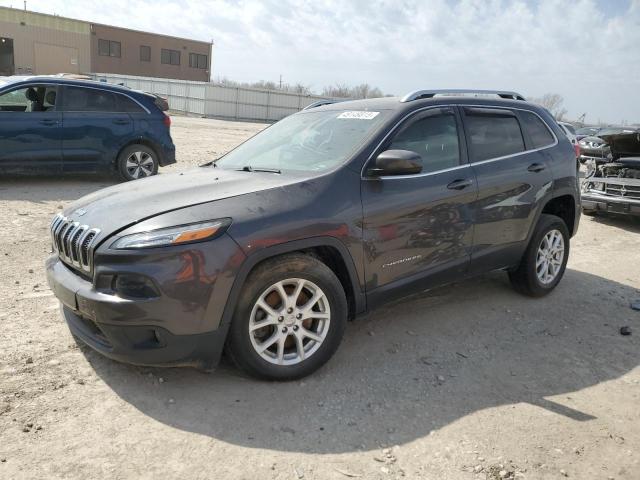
left=1, top=116, right=639, bottom=480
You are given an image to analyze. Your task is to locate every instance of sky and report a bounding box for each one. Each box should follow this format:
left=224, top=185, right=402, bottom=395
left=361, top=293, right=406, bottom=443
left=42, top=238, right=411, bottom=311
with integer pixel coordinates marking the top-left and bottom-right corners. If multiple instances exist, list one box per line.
left=3, top=0, right=640, bottom=124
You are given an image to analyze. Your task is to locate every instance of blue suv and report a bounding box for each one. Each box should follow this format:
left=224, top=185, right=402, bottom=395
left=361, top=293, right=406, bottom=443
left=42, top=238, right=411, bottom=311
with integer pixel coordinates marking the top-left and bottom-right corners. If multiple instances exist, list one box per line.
left=0, top=76, right=176, bottom=181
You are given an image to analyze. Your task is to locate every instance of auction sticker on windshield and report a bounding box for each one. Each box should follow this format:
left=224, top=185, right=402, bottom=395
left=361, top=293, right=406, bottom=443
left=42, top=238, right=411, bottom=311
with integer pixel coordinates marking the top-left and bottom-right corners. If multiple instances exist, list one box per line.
left=337, top=111, right=380, bottom=120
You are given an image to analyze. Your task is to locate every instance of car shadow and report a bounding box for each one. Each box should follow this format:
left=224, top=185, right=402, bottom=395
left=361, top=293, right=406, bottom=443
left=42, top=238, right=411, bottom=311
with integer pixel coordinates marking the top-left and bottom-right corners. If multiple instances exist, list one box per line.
left=0, top=176, right=118, bottom=203
left=82, top=269, right=639, bottom=454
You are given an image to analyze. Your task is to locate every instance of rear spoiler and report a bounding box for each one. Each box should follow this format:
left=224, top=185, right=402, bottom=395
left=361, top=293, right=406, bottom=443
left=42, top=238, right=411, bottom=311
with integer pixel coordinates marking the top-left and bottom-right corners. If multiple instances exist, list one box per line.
left=151, top=94, right=169, bottom=112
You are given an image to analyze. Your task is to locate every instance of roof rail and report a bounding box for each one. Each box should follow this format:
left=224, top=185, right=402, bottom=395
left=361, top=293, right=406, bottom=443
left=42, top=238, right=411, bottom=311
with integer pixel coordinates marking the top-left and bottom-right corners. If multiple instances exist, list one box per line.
left=400, top=89, right=526, bottom=103
left=302, top=99, right=345, bottom=110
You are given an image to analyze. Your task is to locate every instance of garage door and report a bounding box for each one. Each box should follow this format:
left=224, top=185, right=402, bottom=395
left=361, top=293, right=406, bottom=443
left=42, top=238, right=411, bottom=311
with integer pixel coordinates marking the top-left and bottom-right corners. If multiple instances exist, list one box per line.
left=34, top=43, right=79, bottom=75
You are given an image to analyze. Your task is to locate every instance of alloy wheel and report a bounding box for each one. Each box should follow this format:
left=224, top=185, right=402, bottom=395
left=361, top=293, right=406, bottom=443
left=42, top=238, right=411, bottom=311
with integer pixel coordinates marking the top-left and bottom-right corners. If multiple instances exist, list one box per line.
left=249, top=278, right=331, bottom=365
left=536, top=229, right=565, bottom=285
left=125, top=151, right=155, bottom=179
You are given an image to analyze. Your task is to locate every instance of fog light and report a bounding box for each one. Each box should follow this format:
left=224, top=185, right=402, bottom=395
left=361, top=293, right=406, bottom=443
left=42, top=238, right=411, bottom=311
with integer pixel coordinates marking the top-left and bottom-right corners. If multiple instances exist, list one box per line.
left=113, top=274, right=159, bottom=299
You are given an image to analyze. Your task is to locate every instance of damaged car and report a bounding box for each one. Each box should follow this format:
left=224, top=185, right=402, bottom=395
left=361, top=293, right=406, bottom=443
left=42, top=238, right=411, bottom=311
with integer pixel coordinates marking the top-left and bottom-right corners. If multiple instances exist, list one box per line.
left=582, top=130, right=640, bottom=217
left=578, top=127, right=637, bottom=165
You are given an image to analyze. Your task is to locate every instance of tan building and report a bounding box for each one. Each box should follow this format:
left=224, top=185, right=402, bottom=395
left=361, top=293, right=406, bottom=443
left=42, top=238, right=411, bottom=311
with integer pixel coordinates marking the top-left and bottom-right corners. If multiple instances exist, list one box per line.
left=0, top=6, right=212, bottom=81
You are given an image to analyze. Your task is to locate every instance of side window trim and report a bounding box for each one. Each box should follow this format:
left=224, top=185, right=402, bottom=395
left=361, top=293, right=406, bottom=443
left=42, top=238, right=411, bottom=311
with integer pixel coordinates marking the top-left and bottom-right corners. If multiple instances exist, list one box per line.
left=462, top=106, right=558, bottom=165
left=60, top=85, right=150, bottom=114
left=360, top=104, right=559, bottom=179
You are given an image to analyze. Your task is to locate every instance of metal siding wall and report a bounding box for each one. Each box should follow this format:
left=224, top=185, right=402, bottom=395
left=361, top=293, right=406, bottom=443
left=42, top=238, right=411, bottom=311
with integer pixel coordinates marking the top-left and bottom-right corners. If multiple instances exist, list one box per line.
left=0, top=20, right=91, bottom=75
left=93, top=73, right=333, bottom=123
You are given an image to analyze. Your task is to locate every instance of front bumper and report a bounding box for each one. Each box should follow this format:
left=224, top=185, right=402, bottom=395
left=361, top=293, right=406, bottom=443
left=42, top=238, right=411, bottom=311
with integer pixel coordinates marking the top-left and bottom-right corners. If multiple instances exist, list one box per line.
left=582, top=191, right=640, bottom=216
left=45, top=254, right=230, bottom=368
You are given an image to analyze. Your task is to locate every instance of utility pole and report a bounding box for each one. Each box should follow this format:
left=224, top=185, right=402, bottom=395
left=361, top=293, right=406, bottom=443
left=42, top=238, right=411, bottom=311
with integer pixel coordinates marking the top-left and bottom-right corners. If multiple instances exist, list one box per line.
left=279, top=74, right=283, bottom=90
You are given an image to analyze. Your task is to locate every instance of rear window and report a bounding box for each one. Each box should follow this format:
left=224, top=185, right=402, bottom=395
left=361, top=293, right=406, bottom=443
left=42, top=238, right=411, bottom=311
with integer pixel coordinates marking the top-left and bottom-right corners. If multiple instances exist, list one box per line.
left=464, top=109, right=525, bottom=162
left=63, top=86, right=117, bottom=112
left=519, top=111, right=555, bottom=148
left=116, top=95, right=145, bottom=113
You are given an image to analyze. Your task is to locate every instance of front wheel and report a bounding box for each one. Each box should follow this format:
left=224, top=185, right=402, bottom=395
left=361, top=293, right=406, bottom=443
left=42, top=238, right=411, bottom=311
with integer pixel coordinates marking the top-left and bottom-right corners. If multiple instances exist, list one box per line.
left=117, top=145, right=159, bottom=181
left=509, top=214, right=570, bottom=297
left=226, top=254, right=347, bottom=380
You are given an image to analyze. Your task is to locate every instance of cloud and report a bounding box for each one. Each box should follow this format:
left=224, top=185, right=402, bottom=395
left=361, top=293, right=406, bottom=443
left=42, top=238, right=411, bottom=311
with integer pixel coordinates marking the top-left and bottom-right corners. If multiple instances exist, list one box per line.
left=4, top=0, right=639, bottom=123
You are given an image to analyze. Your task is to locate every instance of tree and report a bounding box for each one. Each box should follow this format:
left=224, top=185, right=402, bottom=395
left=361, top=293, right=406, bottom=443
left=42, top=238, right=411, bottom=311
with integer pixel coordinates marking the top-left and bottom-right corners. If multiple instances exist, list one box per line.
left=322, top=82, right=386, bottom=99
left=530, top=93, right=568, bottom=120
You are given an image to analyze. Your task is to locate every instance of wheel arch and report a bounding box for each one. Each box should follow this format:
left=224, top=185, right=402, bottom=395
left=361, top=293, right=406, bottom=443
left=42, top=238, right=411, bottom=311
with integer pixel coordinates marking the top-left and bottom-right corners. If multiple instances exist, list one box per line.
left=218, top=237, right=365, bottom=330
left=540, top=194, right=577, bottom=236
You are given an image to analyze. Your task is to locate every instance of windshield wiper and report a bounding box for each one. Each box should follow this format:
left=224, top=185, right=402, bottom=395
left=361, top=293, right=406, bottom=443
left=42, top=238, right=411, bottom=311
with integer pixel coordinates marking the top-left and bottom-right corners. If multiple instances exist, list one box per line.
left=238, top=166, right=282, bottom=174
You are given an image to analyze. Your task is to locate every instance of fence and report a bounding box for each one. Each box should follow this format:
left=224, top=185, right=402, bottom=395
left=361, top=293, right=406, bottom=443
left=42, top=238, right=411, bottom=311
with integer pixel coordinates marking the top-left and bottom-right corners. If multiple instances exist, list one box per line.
left=92, top=73, right=332, bottom=123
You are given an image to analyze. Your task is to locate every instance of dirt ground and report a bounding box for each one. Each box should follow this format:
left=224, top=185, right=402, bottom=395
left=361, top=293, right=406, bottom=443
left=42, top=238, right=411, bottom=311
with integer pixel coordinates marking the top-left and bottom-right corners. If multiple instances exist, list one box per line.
left=1, top=116, right=639, bottom=480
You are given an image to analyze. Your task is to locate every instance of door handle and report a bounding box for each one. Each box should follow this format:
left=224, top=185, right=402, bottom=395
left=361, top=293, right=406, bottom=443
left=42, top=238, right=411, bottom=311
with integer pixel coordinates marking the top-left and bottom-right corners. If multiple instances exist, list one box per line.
left=447, top=178, right=473, bottom=190
left=39, top=119, right=57, bottom=126
left=528, top=163, right=546, bottom=173
left=112, top=119, right=130, bottom=125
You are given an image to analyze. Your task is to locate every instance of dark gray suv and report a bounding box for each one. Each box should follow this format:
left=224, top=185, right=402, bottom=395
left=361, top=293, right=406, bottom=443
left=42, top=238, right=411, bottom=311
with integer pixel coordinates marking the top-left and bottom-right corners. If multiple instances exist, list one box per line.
left=46, top=89, right=580, bottom=380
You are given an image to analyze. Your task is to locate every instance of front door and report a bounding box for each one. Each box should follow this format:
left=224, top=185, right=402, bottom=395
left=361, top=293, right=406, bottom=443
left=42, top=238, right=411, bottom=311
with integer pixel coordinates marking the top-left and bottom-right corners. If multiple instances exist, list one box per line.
left=361, top=107, right=477, bottom=306
left=0, top=84, right=62, bottom=173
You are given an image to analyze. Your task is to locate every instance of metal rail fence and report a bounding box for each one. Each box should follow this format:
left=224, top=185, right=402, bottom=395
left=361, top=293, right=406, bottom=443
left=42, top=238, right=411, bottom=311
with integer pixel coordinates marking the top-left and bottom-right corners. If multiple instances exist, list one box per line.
left=92, top=73, right=332, bottom=122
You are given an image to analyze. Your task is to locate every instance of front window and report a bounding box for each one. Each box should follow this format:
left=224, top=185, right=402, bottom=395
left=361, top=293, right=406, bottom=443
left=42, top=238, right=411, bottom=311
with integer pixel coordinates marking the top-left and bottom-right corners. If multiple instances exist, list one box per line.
left=215, top=109, right=389, bottom=173
left=387, top=109, right=461, bottom=173
left=0, top=84, right=57, bottom=112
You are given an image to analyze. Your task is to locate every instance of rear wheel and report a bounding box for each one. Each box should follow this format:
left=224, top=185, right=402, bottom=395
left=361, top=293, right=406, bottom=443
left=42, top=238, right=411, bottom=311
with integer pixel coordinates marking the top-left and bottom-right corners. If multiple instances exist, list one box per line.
left=226, top=254, right=347, bottom=380
left=509, top=214, right=570, bottom=297
left=117, top=145, right=159, bottom=181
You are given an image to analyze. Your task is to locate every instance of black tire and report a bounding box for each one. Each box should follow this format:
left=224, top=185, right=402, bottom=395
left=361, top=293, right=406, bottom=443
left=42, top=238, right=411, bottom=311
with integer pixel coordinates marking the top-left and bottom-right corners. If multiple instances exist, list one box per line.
left=226, top=254, right=348, bottom=381
left=582, top=208, right=598, bottom=217
left=508, top=214, right=570, bottom=297
left=117, top=144, right=159, bottom=181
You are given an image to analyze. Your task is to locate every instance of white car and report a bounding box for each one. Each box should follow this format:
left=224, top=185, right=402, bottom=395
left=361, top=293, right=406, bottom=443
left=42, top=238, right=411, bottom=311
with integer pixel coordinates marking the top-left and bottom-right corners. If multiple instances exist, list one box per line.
left=558, top=122, right=577, bottom=145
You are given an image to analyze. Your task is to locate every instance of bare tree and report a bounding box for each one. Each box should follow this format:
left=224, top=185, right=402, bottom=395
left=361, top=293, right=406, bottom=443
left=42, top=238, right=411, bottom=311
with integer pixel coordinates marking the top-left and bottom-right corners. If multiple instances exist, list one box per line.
left=530, top=93, right=568, bottom=120
left=214, top=77, right=311, bottom=95
left=215, top=77, right=387, bottom=99
left=322, top=82, right=386, bottom=99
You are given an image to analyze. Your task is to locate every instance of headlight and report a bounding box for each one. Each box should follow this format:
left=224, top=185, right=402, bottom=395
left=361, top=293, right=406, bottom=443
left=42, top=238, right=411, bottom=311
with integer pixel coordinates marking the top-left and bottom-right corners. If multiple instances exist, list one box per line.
left=110, top=219, right=231, bottom=250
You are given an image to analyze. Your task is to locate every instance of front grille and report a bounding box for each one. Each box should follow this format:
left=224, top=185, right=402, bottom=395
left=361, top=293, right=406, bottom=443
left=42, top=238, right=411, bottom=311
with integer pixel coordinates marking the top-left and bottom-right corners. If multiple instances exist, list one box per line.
left=50, top=214, right=101, bottom=272
left=605, top=183, right=640, bottom=200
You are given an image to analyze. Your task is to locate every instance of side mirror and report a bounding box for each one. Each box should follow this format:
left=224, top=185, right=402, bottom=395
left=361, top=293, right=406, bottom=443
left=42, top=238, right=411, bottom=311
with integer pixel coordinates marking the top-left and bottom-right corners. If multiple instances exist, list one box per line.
left=367, top=149, right=422, bottom=177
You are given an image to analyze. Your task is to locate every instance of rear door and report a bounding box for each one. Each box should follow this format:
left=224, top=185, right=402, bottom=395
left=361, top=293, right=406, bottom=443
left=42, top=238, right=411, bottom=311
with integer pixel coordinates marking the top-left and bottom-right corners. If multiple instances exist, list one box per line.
left=462, top=106, right=554, bottom=273
left=60, top=86, right=134, bottom=173
left=361, top=107, right=477, bottom=305
left=0, top=83, right=62, bottom=173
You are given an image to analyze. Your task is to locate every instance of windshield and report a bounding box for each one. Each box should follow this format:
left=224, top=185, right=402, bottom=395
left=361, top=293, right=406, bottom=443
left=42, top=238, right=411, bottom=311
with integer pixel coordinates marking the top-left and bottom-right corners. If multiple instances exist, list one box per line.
left=215, top=109, right=389, bottom=172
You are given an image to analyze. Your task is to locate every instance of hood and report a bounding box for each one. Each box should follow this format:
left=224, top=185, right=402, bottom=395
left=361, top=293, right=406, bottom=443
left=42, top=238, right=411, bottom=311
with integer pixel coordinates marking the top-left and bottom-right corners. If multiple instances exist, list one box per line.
left=62, top=167, right=302, bottom=240
left=580, top=135, right=607, bottom=145
left=598, top=131, right=640, bottom=159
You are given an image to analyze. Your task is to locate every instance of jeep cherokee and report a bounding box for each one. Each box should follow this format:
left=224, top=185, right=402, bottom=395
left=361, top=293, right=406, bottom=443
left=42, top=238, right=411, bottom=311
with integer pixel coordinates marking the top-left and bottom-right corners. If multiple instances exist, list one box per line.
left=46, top=89, right=580, bottom=380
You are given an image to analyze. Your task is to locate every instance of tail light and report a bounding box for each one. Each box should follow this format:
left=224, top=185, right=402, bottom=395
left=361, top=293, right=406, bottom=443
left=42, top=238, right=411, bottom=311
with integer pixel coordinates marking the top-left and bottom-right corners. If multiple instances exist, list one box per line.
left=163, top=112, right=171, bottom=129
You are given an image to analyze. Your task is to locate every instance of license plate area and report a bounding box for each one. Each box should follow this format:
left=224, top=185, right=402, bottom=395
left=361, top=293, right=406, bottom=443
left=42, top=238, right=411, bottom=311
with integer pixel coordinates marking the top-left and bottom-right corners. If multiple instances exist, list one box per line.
left=607, top=202, right=628, bottom=214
